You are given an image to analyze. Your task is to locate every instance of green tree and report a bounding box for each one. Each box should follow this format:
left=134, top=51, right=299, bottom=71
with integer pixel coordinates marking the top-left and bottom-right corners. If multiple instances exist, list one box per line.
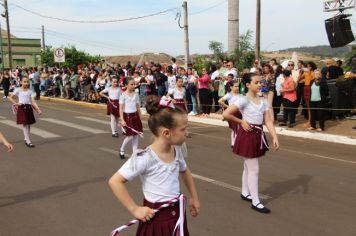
left=41, top=45, right=102, bottom=68
left=208, top=41, right=224, bottom=62
left=230, top=30, right=255, bottom=72
left=344, top=45, right=356, bottom=71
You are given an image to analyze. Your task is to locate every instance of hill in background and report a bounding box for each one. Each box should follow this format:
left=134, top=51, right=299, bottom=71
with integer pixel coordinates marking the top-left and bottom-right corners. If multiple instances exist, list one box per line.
left=269, top=45, right=353, bottom=58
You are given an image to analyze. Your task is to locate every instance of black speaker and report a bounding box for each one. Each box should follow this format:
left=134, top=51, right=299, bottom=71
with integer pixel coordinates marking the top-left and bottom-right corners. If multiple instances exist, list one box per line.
left=325, top=15, right=355, bottom=48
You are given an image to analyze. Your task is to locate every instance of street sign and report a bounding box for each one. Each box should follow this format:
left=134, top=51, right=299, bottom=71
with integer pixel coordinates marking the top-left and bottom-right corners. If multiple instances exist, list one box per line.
left=54, top=48, right=65, bottom=63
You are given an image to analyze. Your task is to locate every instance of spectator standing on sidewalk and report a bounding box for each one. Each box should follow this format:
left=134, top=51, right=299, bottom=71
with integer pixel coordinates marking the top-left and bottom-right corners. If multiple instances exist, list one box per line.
left=279, top=70, right=297, bottom=127
left=198, top=67, right=211, bottom=117
left=32, top=67, right=41, bottom=100
left=0, top=69, right=11, bottom=99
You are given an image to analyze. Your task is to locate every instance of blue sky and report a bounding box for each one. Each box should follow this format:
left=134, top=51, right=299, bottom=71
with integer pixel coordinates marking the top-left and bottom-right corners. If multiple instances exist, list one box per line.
left=4, top=0, right=356, bottom=56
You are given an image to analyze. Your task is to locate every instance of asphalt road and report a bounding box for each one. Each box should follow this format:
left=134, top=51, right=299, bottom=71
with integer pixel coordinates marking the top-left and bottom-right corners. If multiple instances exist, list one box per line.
left=0, top=100, right=355, bottom=236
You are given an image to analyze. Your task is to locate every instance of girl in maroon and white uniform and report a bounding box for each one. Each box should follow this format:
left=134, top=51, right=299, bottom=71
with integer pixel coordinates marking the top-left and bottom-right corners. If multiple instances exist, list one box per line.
left=100, top=78, right=121, bottom=137
left=168, top=76, right=187, bottom=112
left=109, top=95, right=200, bottom=236
left=223, top=73, right=279, bottom=214
left=8, top=77, right=42, bottom=148
left=219, top=80, right=241, bottom=147
left=119, top=78, right=143, bottom=159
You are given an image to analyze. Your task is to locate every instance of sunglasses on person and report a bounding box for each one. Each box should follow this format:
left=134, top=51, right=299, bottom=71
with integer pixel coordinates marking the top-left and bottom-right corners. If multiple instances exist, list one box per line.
left=288, top=64, right=294, bottom=66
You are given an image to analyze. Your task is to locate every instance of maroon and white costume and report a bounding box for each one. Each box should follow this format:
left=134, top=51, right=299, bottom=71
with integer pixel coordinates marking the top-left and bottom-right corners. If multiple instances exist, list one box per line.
left=118, top=146, right=189, bottom=236
left=222, top=93, right=242, bottom=147
left=232, top=96, right=269, bottom=158
left=119, top=92, right=143, bottom=136
left=168, top=87, right=186, bottom=112
left=103, top=87, right=121, bottom=135
left=119, top=92, right=142, bottom=157
left=13, top=88, right=36, bottom=125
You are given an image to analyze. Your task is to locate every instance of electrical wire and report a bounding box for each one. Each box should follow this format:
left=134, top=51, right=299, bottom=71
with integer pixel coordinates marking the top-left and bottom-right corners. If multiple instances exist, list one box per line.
left=10, top=3, right=179, bottom=24
left=189, top=0, right=227, bottom=16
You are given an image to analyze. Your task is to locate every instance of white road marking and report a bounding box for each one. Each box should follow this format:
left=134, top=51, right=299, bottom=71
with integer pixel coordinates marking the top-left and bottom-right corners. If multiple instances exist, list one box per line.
left=40, top=118, right=107, bottom=134
left=0, top=120, right=61, bottom=138
left=281, top=148, right=356, bottom=164
left=99, top=147, right=271, bottom=199
left=76, top=116, right=109, bottom=125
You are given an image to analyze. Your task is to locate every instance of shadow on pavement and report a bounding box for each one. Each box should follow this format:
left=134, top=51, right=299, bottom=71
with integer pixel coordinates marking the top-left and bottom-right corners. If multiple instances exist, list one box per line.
left=0, top=176, right=107, bottom=208
left=263, top=174, right=313, bottom=204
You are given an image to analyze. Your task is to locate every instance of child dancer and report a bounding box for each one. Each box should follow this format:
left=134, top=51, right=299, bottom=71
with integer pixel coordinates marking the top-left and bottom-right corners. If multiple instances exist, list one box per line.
left=218, top=81, right=241, bottom=147
left=223, top=73, right=279, bottom=214
left=100, top=78, right=121, bottom=137
left=8, top=77, right=42, bottom=148
left=119, top=78, right=143, bottom=159
left=168, top=76, right=187, bottom=112
left=109, top=95, right=200, bottom=236
left=0, top=132, right=13, bottom=152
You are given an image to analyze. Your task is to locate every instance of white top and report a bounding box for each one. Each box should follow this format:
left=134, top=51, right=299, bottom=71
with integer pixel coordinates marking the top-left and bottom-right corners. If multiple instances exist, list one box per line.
left=168, top=87, right=185, bottom=99
left=119, top=146, right=187, bottom=202
left=102, top=87, right=121, bottom=100
left=211, top=70, right=220, bottom=81
left=119, top=92, right=139, bottom=113
left=233, top=96, right=269, bottom=125
left=225, top=69, right=238, bottom=80
left=13, top=88, right=35, bottom=104
left=222, top=93, right=240, bottom=105
left=167, top=75, right=176, bottom=90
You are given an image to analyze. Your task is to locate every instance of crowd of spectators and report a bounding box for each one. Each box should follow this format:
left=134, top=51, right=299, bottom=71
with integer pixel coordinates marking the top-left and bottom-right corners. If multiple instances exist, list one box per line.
left=1, top=55, right=355, bottom=131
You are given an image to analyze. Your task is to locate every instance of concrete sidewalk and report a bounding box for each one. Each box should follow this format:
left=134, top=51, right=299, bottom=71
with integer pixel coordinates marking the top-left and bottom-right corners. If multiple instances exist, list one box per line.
left=20, top=95, right=356, bottom=146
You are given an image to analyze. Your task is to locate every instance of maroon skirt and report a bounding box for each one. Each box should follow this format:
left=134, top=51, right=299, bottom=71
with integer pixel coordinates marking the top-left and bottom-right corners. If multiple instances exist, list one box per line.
left=107, top=99, right=120, bottom=117
left=233, top=124, right=269, bottom=158
left=304, top=85, right=311, bottom=102
left=136, top=199, right=189, bottom=236
left=122, top=112, right=143, bottom=136
left=228, top=111, right=242, bottom=132
left=175, top=99, right=186, bottom=112
left=16, top=104, right=36, bottom=125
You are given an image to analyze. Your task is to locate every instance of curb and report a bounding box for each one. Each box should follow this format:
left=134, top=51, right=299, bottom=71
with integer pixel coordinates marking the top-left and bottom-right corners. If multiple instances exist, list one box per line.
left=2, top=91, right=355, bottom=146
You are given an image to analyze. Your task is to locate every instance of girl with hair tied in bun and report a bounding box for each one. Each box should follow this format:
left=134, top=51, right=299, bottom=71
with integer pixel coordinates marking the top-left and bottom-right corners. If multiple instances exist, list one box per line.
left=119, top=77, right=143, bottom=159
left=223, top=73, right=279, bottom=214
left=109, top=95, right=200, bottom=236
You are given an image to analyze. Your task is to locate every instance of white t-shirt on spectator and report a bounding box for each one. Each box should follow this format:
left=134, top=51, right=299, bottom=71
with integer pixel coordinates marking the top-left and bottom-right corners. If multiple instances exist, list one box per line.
left=211, top=70, right=220, bottom=81
left=119, top=92, right=139, bottom=113
left=225, top=69, right=238, bottom=80
left=118, top=146, right=187, bottom=202
left=167, top=75, right=176, bottom=90
left=13, top=88, right=35, bottom=104
left=102, top=87, right=121, bottom=100
left=233, top=96, right=268, bottom=125
left=222, top=93, right=240, bottom=105
left=168, top=87, right=185, bottom=99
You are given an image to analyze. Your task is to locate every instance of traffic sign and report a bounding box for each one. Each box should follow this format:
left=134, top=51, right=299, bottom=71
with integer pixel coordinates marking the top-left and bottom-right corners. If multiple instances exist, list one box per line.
left=54, top=48, right=65, bottom=63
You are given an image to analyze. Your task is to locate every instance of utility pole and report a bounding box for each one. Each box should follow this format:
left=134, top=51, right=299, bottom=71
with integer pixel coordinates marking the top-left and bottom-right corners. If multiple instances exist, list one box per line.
left=41, top=25, right=45, bottom=51
left=4, top=0, right=12, bottom=71
left=228, top=0, right=239, bottom=56
left=0, top=21, right=3, bottom=71
left=182, top=1, right=190, bottom=69
left=255, top=0, right=261, bottom=61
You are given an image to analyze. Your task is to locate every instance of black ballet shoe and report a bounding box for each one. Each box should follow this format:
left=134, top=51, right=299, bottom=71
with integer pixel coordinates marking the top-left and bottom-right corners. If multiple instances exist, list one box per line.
left=240, top=194, right=252, bottom=202
left=25, top=142, right=35, bottom=148
left=251, top=203, right=271, bottom=214
left=119, top=152, right=125, bottom=159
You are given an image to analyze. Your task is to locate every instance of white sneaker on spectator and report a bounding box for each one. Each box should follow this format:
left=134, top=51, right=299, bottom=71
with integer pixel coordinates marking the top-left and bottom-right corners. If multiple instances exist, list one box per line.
left=188, top=111, right=197, bottom=116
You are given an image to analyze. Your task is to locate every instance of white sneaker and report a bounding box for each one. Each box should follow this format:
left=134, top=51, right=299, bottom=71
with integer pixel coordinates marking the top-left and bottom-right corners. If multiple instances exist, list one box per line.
left=188, top=111, right=196, bottom=116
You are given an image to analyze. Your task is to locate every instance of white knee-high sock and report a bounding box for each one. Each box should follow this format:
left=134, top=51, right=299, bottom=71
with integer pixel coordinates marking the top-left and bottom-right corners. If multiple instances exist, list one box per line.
left=110, top=115, right=118, bottom=134
left=241, top=161, right=250, bottom=196
left=132, top=135, right=139, bottom=153
left=244, top=158, right=262, bottom=207
left=231, top=131, right=236, bottom=147
left=120, top=136, right=132, bottom=153
left=23, top=125, right=31, bottom=143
